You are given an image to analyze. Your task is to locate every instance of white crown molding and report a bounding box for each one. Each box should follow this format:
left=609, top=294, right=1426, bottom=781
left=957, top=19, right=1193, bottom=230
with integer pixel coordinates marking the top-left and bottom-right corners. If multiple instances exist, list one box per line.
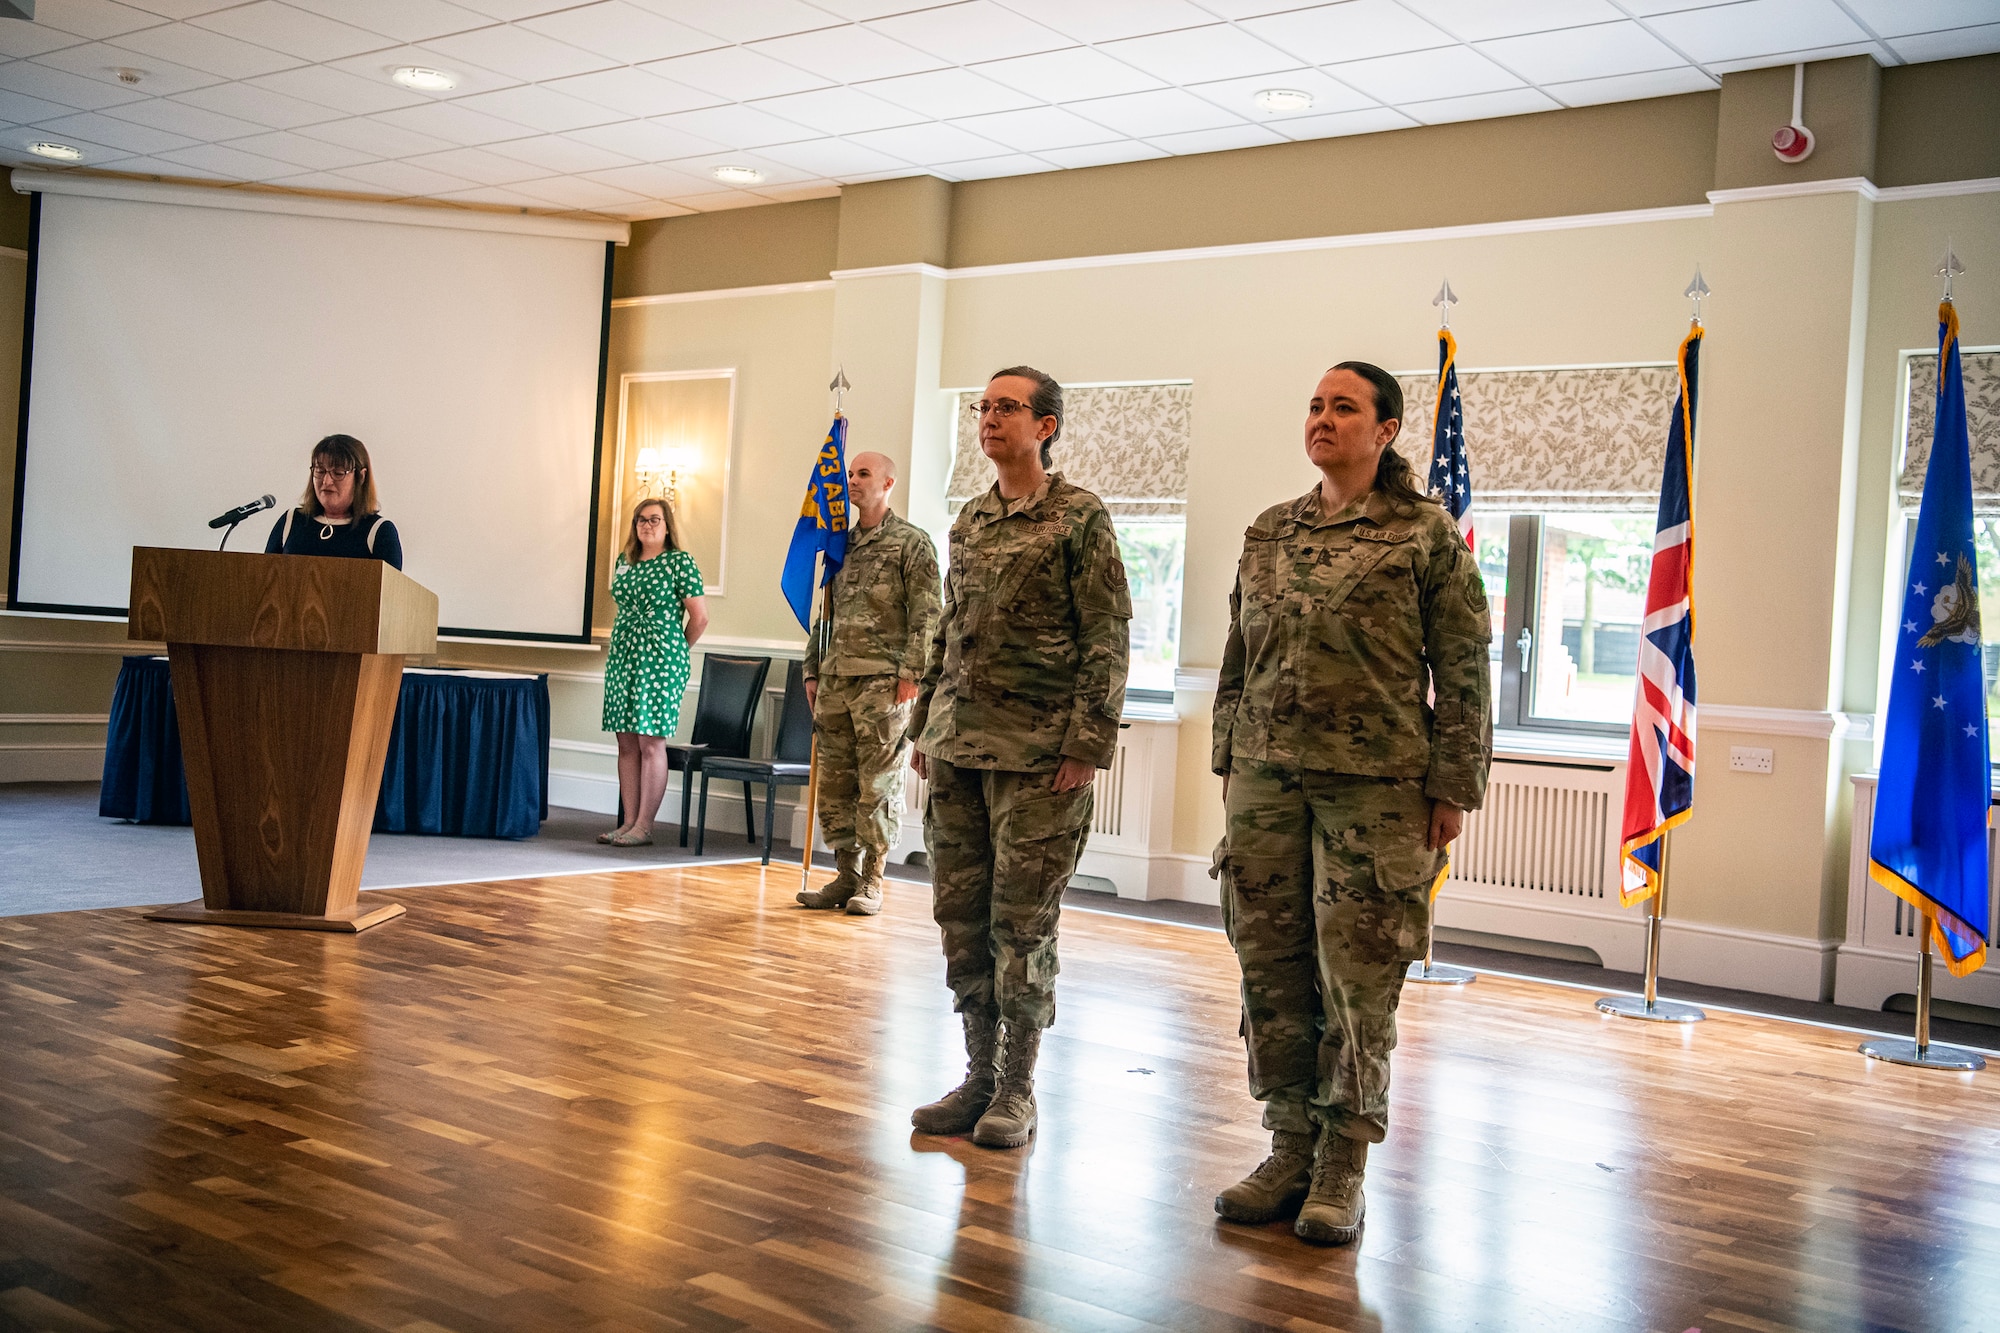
left=1875, top=176, right=2000, bottom=203
left=1702, top=703, right=1873, bottom=739
left=1706, top=176, right=1879, bottom=205
left=10, top=169, right=631, bottom=245
left=612, top=280, right=833, bottom=307
left=829, top=262, right=950, bottom=281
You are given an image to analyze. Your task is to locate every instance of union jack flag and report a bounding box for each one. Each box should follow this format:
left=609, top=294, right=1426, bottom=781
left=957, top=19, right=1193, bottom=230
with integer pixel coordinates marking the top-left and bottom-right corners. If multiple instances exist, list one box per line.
left=1620, top=326, right=1702, bottom=906
left=1427, top=329, right=1473, bottom=547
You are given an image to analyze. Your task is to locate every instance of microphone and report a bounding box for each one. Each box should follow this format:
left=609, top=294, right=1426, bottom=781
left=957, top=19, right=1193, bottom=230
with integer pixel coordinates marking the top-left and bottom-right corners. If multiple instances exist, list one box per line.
left=208, top=494, right=275, bottom=529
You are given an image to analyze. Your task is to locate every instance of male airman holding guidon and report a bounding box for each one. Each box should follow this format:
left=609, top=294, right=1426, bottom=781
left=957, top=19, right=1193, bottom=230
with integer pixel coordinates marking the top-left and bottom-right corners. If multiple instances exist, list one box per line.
left=905, top=365, right=1133, bottom=1149
left=798, top=451, right=942, bottom=917
left=1211, top=360, right=1492, bottom=1244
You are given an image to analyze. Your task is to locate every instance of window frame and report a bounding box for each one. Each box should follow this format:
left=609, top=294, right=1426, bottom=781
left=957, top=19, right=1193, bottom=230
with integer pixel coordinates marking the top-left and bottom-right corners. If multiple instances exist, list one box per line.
left=1493, top=512, right=1631, bottom=739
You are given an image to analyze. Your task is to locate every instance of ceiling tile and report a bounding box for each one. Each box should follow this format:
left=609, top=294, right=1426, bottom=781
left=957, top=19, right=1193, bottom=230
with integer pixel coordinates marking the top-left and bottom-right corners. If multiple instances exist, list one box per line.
left=326, top=44, right=518, bottom=96
left=297, top=114, right=457, bottom=157
left=33, top=107, right=197, bottom=153
left=34, top=0, right=164, bottom=42
left=1396, top=0, right=1628, bottom=42
left=278, top=0, right=491, bottom=44
left=753, top=22, right=947, bottom=81
left=933, top=151, right=1052, bottom=179
left=32, top=39, right=225, bottom=96
left=945, top=104, right=1119, bottom=151
left=1544, top=65, right=1718, bottom=107
left=248, top=64, right=428, bottom=114
left=261, top=168, right=380, bottom=192
left=631, top=0, right=841, bottom=43
left=869, top=1, right=1074, bottom=63
left=0, top=124, right=125, bottom=160
left=654, top=102, right=818, bottom=149
left=577, top=159, right=718, bottom=195
left=1705, top=40, right=1884, bottom=72
left=0, top=22, right=88, bottom=60
left=374, top=99, right=536, bottom=147
left=1239, top=1, right=1456, bottom=64
left=668, top=189, right=784, bottom=213
left=1098, top=25, right=1298, bottom=84
left=1645, top=0, right=1870, bottom=65
left=100, top=93, right=262, bottom=137
left=111, top=22, right=305, bottom=78
left=192, top=3, right=392, bottom=63
left=226, top=127, right=376, bottom=168
left=488, top=132, right=637, bottom=172
left=1064, top=87, right=1245, bottom=136
left=1186, top=68, right=1377, bottom=120
left=991, top=0, right=1215, bottom=45
left=751, top=85, right=923, bottom=135
left=121, top=0, right=250, bottom=17
left=455, top=83, right=625, bottom=133
left=567, top=115, right=729, bottom=161
left=752, top=180, right=842, bottom=202
left=442, top=0, right=568, bottom=19
left=519, top=2, right=724, bottom=64
left=656, top=148, right=818, bottom=185
left=543, top=66, right=722, bottom=117
left=335, top=156, right=482, bottom=194
left=754, top=134, right=913, bottom=176
left=0, top=88, right=77, bottom=123
left=156, top=139, right=298, bottom=178
left=974, top=47, right=1165, bottom=102
left=643, top=45, right=834, bottom=98
left=426, top=24, right=615, bottom=82
left=1327, top=44, right=1523, bottom=103
left=1886, top=22, right=2000, bottom=61
left=0, top=60, right=149, bottom=110
left=1033, top=140, right=1167, bottom=168
left=856, top=66, right=1038, bottom=117
left=1841, top=0, right=2000, bottom=39
left=1270, top=105, right=1421, bottom=140
left=1145, top=122, right=1286, bottom=156
left=432, top=182, right=570, bottom=208
left=403, top=143, right=549, bottom=184
left=170, top=80, right=343, bottom=130
left=1403, top=86, right=1562, bottom=124
left=847, top=119, right=1006, bottom=163
left=794, top=0, right=933, bottom=20
left=86, top=150, right=235, bottom=177
left=1476, top=21, right=1684, bottom=83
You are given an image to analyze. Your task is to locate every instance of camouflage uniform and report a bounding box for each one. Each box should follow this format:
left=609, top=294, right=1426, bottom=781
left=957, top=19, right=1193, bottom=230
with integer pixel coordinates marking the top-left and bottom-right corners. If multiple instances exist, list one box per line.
left=803, top=512, right=941, bottom=868
left=908, top=472, right=1132, bottom=1030
left=1212, top=487, right=1491, bottom=1144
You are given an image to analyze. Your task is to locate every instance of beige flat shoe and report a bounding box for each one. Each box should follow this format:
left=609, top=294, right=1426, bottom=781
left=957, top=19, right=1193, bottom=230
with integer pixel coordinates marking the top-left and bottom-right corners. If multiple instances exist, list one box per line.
left=609, top=830, right=654, bottom=847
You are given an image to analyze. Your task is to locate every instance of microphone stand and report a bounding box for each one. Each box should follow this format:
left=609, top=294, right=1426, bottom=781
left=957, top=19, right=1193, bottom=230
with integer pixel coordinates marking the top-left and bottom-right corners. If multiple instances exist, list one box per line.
left=217, top=518, right=245, bottom=551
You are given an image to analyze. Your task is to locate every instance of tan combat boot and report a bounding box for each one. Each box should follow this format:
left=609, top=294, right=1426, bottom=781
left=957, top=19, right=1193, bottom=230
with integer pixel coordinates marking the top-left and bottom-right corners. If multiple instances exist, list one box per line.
left=972, top=1023, right=1040, bottom=1148
left=797, top=848, right=861, bottom=909
left=845, top=849, right=885, bottom=916
left=911, top=1009, right=998, bottom=1134
left=1294, top=1132, right=1368, bottom=1245
left=1214, top=1128, right=1317, bottom=1223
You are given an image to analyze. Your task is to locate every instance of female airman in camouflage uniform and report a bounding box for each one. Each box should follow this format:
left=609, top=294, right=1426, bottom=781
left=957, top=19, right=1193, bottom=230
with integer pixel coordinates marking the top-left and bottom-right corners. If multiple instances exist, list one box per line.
left=1212, top=361, right=1492, bottom=1244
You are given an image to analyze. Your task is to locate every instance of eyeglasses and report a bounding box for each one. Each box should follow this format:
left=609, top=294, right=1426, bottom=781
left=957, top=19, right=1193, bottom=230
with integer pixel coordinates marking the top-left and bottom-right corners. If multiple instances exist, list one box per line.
left=310, top=465, right=355, bottom=479
left=635, top=515, right=666, bottom=528
left=967, top=398, right=1036, bottom=420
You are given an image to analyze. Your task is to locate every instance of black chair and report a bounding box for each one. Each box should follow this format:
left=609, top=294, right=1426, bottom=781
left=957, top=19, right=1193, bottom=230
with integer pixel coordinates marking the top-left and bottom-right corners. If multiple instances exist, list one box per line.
left=663, top=653, right=770, bottom=847
left=695, top=659, right=814, bottom=862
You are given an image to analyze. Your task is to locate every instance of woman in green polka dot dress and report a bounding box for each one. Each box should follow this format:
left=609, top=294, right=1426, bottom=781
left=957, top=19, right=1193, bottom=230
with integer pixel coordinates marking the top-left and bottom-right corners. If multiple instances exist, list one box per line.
left=601, top=497, right=708, bottom=846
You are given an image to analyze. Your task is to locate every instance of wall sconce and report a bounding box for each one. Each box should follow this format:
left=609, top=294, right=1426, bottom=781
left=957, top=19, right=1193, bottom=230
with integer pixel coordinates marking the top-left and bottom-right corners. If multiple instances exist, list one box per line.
left=635, top=444, right=698, bottom=511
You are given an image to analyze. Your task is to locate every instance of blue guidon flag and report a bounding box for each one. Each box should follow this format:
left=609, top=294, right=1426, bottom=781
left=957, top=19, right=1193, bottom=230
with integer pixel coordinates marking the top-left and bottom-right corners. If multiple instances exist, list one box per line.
left=1620, top=324, right=1702, bottom=907
left=1427, top=328, right=1473, bottom=548
left=779, top=414, right=849, bottom=631
left=1870, top=299, right=1989, bottom=977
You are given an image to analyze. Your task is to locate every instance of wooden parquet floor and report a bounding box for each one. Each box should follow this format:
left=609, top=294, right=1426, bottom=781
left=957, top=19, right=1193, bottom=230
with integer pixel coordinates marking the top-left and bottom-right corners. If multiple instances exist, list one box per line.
left=2, top=861, right=1995, bottom=1333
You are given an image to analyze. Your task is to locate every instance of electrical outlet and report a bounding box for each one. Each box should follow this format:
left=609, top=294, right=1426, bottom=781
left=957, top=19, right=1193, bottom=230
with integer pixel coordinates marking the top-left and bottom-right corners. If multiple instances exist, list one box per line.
left=1729, top=746, right=1773, bottom=774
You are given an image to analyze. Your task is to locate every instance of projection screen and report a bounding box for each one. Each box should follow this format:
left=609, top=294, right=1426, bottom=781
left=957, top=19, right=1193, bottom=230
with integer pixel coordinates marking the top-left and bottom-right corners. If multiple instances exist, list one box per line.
left=7, top=174, right=623, bottom=641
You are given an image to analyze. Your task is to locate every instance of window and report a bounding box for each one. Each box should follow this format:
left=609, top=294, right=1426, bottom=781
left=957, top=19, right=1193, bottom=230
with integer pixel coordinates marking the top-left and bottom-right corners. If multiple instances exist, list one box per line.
left=1488, top=514, right=1653, bottom=732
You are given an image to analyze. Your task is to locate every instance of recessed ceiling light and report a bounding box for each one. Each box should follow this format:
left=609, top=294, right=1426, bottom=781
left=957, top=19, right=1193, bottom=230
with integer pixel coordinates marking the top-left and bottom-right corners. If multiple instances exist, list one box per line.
left=1254, top=88, right=1314, bottom=114
left=28, top=142, right=82, bottom=162
left=391, top=66, right=457, bottom=92
left=712, top=165, right=762, bottom=185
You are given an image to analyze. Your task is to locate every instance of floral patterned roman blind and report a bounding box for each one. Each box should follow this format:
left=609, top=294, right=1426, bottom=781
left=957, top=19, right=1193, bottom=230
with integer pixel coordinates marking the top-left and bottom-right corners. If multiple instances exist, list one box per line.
left=1393, top=364, right=1682, bottom=513
left=1898, top=351, right=2000, bottom=512
left=948, top=382, right=1192, bottom=519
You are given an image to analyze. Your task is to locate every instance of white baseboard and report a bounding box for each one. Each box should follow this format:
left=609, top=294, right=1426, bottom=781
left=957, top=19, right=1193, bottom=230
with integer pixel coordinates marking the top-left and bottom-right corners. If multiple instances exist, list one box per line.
left=1435, top=890, right=1647, bottom=973
left=1074, top=848, right=1219, bottom=905
left=549, top=766, right=804, bottom=843
left=1835, top=944, right=2000, bottom=1013
left=0, top=742, right=104, bottom=783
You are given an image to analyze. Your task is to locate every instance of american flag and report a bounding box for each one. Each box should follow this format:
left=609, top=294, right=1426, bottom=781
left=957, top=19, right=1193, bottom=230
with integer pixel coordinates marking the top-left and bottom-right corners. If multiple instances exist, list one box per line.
left=1427, top=330, right=1472, bottom=547
left=1620, top=327, right=1702, bottom=907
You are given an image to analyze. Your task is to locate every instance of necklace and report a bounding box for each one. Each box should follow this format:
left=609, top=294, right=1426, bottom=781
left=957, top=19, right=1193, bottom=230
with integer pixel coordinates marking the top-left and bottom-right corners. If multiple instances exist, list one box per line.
left=318, top=522, right=334, bottom=540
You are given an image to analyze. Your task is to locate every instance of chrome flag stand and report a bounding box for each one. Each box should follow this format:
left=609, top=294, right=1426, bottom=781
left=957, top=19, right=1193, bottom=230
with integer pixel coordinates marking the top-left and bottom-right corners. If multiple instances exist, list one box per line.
left=1596, top=831, right=1704, bottom=1022
left=797, top=368, right=850, bottom=897
left=1859, top=929, right=1986, bottom=1071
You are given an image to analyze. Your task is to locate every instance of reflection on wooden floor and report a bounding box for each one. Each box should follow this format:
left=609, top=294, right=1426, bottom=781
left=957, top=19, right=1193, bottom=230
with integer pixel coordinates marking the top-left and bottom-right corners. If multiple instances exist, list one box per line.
left=1, top=860, right=1994, bottom=1332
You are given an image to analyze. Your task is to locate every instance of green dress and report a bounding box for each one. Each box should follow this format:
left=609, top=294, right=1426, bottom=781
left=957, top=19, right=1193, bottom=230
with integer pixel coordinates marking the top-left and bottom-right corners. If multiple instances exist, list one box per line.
left=602, top=548, right=704, bottom=737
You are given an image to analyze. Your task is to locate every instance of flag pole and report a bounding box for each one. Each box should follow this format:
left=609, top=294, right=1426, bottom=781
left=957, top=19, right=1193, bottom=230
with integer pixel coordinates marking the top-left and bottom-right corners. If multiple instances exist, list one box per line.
left=798, top=576, right=827, bottom=894
left=1597, top=831, right=1706, bottom=1023
left=1860, top=913, right=1987, bottom=1070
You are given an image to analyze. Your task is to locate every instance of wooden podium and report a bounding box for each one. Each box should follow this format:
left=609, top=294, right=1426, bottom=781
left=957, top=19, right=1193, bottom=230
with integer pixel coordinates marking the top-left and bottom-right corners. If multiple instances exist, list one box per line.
left=130, top=548, right=438, bottom=932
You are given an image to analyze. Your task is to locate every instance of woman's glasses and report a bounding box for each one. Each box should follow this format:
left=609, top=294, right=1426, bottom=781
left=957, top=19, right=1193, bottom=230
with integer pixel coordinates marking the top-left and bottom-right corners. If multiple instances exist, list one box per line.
left=635, top=515, right=666, bottom=529
left=311, top=465, right=356, bottom=479
left=966, top=398, right=1034, bottom=420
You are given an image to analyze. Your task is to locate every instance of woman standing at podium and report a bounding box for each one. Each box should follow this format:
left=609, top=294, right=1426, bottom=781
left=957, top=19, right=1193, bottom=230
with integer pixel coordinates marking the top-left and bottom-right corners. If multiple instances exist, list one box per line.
left=265, top=434, right=404, bottom=569
left=601, top=497, right=708, bottom=847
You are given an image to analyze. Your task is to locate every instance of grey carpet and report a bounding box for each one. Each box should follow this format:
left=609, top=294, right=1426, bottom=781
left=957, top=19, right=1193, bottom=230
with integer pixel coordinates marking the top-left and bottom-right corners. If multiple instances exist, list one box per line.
left=0, top=782, right=780, bottom=917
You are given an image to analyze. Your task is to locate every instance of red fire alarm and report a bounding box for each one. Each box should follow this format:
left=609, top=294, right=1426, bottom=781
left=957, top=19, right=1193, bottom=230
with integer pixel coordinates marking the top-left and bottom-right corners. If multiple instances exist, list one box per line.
left=1773, top=63, right=1815, bottom=163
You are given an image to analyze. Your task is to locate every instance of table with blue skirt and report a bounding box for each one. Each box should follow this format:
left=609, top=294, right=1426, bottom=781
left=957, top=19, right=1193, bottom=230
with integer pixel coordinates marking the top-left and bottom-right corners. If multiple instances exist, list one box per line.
left=100, top=657, right=551, bottom=839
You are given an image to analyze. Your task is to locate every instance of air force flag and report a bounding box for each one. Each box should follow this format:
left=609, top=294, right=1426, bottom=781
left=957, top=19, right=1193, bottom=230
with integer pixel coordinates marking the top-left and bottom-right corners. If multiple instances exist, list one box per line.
left=779, top=415, right=850, bottom=631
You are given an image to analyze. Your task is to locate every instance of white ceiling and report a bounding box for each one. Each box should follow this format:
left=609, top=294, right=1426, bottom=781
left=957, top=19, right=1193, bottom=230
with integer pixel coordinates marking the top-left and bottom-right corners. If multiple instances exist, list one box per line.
left=0, top=0, right=1995, bottom=221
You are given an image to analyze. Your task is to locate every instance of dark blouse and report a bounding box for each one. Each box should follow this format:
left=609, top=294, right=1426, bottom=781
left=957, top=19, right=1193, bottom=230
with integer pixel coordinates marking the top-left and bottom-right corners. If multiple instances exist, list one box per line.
left=264, top=509, right=404, bottom=569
